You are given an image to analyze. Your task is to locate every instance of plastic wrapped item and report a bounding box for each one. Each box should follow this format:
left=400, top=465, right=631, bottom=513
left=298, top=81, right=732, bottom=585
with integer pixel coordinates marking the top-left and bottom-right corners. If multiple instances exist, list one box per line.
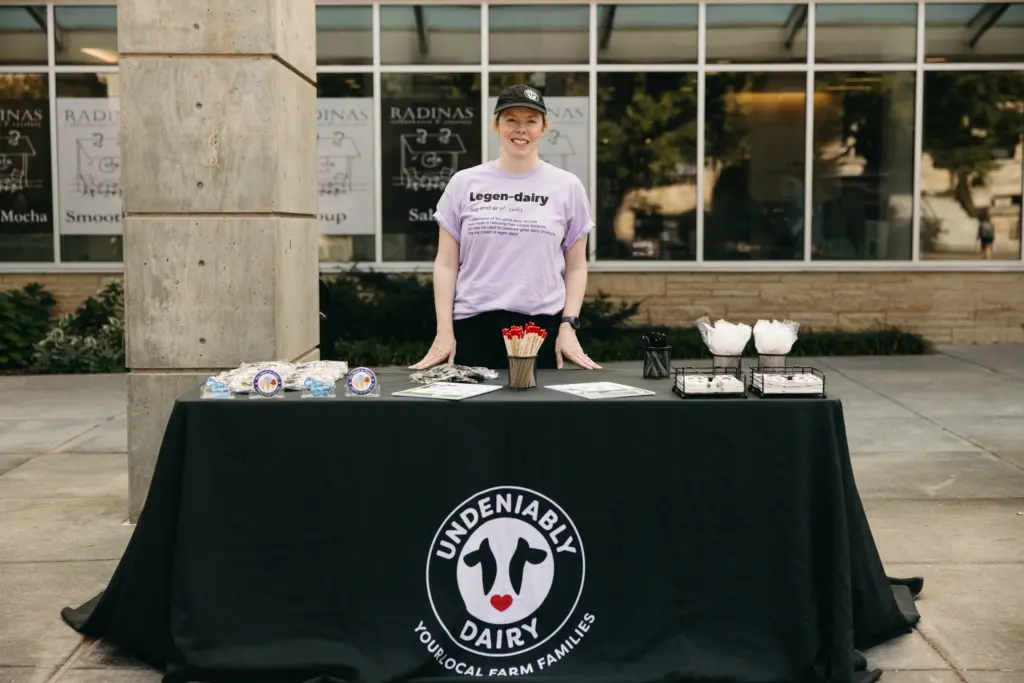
left=753, top=319, right=800, bottom=354
left=409, top=364, right=499, bottom=385
left=208, top=362, right=297, bottom=394
left=206, top=360, right=349, bottom=394
left=694, top=317, right=751, bottom=356
left=286, top=361, right=350, bottom=390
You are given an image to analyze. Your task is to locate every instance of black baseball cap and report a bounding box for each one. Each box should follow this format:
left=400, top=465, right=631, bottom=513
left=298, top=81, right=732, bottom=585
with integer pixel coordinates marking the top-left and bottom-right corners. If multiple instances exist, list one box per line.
left=493, top=84, right=547, bottom=116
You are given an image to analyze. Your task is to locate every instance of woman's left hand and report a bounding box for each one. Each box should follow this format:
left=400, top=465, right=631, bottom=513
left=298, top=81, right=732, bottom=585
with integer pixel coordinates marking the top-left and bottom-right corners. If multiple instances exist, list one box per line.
left=555, top=327, right=601, bottom=370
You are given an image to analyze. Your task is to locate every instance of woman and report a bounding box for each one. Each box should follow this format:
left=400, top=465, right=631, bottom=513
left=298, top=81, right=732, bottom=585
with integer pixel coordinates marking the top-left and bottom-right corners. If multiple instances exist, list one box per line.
left=410, top=84, right=600, bottom=372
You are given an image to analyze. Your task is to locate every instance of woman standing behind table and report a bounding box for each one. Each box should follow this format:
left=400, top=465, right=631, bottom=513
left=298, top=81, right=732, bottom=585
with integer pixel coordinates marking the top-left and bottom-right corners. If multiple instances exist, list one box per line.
left=410, top=84, right=601, bottom=372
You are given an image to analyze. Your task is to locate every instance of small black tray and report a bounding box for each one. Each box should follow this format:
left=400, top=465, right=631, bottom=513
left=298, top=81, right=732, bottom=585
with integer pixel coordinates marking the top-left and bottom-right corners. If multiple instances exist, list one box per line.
left=672, top=366, right=749, bottom=399
left=748, top=366, right=827, bottom=399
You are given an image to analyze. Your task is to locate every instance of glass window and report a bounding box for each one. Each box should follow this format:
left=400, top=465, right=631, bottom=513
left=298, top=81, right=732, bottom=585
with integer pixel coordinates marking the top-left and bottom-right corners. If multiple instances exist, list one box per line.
left=0, top=5, right=47, bottom=66
left=488, top=72, right=589, bottom=195
left=317, top=6, right=372, bottom=66
left=381, top=5, right=480, bottom=65
left=54, top=5, right=118, bottom=66
left=380, top=73, right=482, bottom=261
left=596, top=4, right=698, bottom=64
left=920, top=71, right=1023, bottom=260
left=596, top=72, right=699, bottom=260
left=706, top=4, right=807, bottom=64
left=489, top=5, right=589, bottom=65
left=704, top=72, right=806, bottom=260
left=55, top=73, right=121, bottom=263
left=815, top=3, right=917, bottom=63
left=0, top=73, right=53, bottom=262
left=811, top=72, right=915, bottom=261
left=925, top=3, right=1024, bottom=63
left=317, top=74, right=374, bottom=263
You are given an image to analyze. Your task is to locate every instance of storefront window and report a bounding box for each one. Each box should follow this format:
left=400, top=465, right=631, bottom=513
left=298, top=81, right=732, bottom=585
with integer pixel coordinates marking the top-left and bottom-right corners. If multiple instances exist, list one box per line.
left=596, top=72, right=698, bottom=260
left=0, top=6, right=47, bottom=66
left=381, top=5, right=480, bottom=65
left=316, top=6, right=372, bottom=66
left=53, top=5, right=118, bottom=66
left=811, top=72, right=916, bottom=260
left=596, top=4, right=698, bottom=64
left=920, top=71, right=1024, bottom=260
left=488, top=4, right=589, bottom=65
left=705, top=4, right=807, bottom=64
left=925, top=3, right=1024, bottom=63
left=0, top=73, right=53, bottom=261
left=379, top=72, right=482, bottom=262
left=703, top=72, right=807, bottom=260
left=815, top=3, right=917, bottom=64
left=3, top=2, right=1024, bottom=267
left=317, top=74, right=375, bottom=263
left=55, top=72, right=121, bottom=262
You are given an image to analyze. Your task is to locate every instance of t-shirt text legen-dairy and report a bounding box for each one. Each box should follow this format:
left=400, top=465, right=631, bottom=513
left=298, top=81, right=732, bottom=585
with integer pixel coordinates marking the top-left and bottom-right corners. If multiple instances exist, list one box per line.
left=433, top=161, right=594, bottom=321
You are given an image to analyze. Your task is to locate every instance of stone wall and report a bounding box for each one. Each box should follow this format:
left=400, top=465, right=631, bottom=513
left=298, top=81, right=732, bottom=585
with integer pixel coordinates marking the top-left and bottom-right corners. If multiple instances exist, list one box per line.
left=3, top=270, right=1023, bottom=345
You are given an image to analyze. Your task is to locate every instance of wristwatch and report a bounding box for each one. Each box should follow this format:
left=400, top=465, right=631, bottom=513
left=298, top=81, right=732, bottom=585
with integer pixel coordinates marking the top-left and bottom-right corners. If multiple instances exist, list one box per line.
left=561, top=316, right=581, bottom=330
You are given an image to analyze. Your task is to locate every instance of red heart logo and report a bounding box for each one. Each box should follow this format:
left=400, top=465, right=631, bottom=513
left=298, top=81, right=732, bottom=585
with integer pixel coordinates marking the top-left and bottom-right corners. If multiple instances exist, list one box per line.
left=490, top=595, right=513, bottom=612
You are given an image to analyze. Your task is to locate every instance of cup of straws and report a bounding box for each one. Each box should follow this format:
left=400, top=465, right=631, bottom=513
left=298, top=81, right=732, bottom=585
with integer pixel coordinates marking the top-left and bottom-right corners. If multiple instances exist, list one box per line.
left=503, top=323, right=547, bottom=390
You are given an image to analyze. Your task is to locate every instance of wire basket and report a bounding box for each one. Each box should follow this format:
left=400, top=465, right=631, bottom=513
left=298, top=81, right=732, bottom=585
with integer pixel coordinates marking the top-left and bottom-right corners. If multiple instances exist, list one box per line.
left=749, top=366, right=827, bottom=398
left=672, top=366, right=748, bottom=399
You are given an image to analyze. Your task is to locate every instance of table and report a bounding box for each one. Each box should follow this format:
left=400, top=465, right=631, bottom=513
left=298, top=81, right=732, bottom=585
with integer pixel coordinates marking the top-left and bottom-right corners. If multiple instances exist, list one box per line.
left=62, top=366, right=922, bottom=683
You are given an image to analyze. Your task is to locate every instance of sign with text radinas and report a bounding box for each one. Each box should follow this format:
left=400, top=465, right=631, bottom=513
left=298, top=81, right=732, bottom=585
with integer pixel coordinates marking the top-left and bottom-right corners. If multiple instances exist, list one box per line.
left=381, top=98, right=481, bottom=258
left=0, top=100, right=53, bottom=234
left=487, top=96, right=588, bottom=192
left=317, top=98, right=374, bottom=236
left=56, top=98, right=122, bottom=236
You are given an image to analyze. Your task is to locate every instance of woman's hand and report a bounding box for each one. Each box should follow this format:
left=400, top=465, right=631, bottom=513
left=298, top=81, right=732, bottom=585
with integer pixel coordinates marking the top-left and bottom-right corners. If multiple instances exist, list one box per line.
left=409, top=331, right=456, bottom=370
left=555, top=327, right=601, bottom=370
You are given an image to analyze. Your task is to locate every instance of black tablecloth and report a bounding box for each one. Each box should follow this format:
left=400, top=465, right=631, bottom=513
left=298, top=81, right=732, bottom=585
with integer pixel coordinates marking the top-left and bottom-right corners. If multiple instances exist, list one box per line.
left=62, top=367, right=921, bottom=683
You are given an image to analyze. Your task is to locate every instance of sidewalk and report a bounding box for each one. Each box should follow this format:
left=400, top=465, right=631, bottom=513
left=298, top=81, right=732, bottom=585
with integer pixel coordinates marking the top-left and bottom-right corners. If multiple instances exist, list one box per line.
left=2, top=345, right=1023, bottom=683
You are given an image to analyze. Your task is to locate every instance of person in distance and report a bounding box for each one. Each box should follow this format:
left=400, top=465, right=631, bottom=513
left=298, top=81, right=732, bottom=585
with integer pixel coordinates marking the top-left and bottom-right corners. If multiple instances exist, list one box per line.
left=409, top=84, right=600, bottom=372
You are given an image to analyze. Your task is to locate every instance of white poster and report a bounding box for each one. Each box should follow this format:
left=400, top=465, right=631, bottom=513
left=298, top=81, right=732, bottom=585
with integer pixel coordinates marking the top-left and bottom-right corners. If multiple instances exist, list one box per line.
left=487, top=96, right=588, bottom=190
left=56, top=97, right=122, bottom=236
left=317, top=98, right=374, bottom=235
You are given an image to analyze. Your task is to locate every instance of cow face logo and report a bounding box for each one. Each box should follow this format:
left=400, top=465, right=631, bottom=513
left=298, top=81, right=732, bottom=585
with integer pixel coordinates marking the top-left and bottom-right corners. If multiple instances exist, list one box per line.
left=426, top=486, right=585, bottom=658
left=524, top=89, right=540, bottom=102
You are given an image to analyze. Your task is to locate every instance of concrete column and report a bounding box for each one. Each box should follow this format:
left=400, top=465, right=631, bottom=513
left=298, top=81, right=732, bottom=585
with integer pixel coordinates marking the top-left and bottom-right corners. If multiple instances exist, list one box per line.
left=118, top=0, right=320, bottom=521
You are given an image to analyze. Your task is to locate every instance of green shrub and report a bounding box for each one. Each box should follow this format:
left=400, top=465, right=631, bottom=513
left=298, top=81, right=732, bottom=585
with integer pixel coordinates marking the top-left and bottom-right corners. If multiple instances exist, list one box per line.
left=0, top=283, right=56, bottom=370
left=321, top=269, right=933, bottom=366
left=32, top=280, right=126, bottom=374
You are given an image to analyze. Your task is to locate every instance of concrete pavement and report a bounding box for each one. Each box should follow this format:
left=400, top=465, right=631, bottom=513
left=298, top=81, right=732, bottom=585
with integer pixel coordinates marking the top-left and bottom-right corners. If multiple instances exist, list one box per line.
left=1, top=345, right=1023, bottom=683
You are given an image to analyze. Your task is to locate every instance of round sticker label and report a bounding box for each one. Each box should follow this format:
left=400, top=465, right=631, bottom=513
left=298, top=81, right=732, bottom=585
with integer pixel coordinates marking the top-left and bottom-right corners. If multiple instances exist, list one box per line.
left=347, top=367, right=377, bottom=396
left=252, top=369, right=283, bottom=397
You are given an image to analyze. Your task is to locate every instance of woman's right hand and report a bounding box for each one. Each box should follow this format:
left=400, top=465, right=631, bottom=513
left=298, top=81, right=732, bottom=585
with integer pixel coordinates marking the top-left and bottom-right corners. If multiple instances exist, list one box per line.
left=409, top=330, right=456, bottom=370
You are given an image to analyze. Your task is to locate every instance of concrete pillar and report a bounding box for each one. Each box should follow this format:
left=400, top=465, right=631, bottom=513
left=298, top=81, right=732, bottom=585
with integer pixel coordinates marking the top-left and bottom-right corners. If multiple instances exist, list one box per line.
left=118, top=0, right=320, bottom=521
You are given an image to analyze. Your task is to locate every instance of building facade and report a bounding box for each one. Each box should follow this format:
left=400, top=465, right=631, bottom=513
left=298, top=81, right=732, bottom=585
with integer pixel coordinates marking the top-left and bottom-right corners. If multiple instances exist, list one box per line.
left=1, top=0, right=1022, bottom=343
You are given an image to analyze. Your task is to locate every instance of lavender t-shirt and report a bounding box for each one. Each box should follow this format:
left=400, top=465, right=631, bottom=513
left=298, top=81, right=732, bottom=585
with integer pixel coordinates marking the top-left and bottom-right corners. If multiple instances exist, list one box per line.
left=434, top=161, right=594, bottom=320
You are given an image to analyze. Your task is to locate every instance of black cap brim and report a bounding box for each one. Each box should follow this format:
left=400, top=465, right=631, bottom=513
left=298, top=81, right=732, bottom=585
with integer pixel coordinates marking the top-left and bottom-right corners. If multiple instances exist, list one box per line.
left=494, top=101, right=547, bottom=116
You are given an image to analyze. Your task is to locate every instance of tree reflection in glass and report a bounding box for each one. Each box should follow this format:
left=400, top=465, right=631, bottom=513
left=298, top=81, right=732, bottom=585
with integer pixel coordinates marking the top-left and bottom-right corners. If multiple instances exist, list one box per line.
left=920, top=71, right=1024, bottom=260
left=595, top=72, right=698, bottom=260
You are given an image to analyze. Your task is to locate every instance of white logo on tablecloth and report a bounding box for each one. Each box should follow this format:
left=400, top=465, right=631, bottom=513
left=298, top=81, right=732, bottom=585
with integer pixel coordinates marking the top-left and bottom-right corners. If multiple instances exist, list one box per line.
left=415, top=486, right=594, bottom=675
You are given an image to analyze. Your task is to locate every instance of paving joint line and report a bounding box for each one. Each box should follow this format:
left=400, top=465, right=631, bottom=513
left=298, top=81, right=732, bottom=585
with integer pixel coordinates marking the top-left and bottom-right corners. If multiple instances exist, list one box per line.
left=817, top=362, right=1024, bottom=475
left=44, top=637, right=91, bottom=683
left=935, top=347, right=1021, bottom=380
left=914, top=626, right=967, bottom=683
left=44, top=414, right=121, bottom=455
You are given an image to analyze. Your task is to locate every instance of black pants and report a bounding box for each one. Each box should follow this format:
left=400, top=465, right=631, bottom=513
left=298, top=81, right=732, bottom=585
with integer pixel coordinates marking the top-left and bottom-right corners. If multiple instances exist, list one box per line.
left=453, top=310, right=562, bottom=370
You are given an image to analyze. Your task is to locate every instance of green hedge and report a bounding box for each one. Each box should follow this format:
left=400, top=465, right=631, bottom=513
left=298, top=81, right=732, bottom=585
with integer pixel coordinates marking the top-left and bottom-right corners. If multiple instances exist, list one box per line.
left=321, top=270, right=932, bottom=367
left=0, top=271, right=933, bottom=374
left=0, top=280, right=125, bottom=374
